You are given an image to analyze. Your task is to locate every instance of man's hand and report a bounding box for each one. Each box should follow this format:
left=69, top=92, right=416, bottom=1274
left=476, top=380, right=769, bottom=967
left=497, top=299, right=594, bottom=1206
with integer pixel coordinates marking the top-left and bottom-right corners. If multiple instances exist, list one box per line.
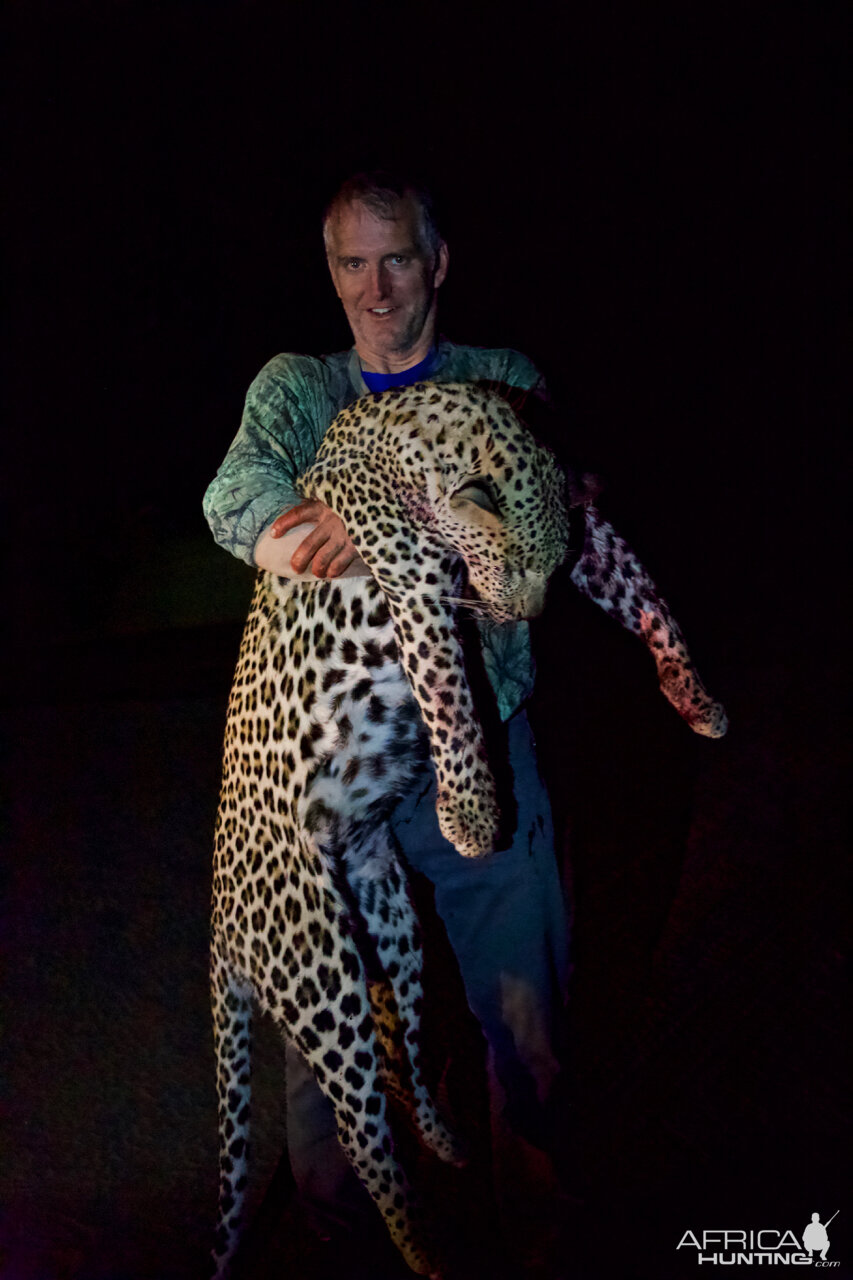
left=269, top=499, right=367, bottom=578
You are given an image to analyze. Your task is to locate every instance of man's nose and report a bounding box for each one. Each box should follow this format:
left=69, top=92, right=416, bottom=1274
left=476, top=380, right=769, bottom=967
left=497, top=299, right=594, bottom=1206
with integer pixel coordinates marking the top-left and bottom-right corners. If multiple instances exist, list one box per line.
left=366, top=264, right=391, bottom=300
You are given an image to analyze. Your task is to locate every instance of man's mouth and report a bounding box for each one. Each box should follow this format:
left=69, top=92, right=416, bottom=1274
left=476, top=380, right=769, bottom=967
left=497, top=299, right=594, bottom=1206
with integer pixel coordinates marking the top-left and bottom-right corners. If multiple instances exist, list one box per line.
left=368, top=307, right=395, bottom=316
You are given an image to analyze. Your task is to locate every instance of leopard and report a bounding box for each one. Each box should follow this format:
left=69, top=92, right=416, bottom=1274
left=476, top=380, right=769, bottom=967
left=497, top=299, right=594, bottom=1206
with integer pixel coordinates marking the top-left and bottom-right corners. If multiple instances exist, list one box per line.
left=209, top=381, right=727, bottom=1279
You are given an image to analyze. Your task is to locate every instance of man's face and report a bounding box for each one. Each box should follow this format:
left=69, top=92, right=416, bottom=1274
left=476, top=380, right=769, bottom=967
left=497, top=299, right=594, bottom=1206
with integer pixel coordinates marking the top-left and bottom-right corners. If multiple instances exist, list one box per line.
left=326, top=196, right=448, bottom=371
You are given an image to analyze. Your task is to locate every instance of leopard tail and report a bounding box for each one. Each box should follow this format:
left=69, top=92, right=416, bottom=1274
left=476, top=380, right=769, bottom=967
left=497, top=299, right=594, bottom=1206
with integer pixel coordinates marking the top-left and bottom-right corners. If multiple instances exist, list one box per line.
left=210, top=951, right=253, bottom=1279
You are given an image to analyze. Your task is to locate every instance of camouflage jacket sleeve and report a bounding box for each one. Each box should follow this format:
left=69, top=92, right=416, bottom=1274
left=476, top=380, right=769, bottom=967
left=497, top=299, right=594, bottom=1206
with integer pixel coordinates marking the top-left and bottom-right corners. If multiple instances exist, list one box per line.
left=202, top=355, right=333, bottom=565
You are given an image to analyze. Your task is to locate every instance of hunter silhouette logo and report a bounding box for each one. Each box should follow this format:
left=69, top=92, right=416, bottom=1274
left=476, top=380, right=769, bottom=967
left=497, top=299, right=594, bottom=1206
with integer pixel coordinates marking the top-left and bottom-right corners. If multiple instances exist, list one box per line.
left=803, top=1212, right=839, bottom=1262
left=677, top=1210, right=841, bottom=1266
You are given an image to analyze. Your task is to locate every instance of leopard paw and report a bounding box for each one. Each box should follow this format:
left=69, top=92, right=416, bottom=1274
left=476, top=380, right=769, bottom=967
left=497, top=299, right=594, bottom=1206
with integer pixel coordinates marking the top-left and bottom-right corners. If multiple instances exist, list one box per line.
left=436, top=795, right=499, bottom=858
left=658, top=669, right=728, bottom=738
left=685, top=698, right=728, bottom=738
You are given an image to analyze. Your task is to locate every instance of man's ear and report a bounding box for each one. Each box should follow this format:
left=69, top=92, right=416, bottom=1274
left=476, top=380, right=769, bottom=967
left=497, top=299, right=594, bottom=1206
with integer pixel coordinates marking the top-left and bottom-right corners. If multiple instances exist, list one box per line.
left=433, top=241, right=449, bottom=290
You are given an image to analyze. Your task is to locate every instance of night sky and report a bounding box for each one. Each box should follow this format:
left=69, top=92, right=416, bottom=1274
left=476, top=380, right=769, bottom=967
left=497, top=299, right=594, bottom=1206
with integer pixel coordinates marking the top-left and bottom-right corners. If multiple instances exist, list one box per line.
left=6, top=3, right=845, bottom=660
left=4, top=4, right=848, bottom=1277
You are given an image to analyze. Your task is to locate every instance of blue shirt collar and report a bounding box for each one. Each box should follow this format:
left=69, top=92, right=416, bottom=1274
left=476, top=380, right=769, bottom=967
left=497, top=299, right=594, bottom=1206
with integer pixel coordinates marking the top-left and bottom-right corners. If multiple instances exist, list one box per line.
left=360, top=347, right=438, bottom=392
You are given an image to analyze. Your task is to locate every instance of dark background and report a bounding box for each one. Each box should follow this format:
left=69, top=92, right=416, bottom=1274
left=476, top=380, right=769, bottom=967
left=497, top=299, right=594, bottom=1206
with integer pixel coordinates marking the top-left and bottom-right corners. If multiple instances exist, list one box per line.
left=3, top=3, right=848, bottom=1278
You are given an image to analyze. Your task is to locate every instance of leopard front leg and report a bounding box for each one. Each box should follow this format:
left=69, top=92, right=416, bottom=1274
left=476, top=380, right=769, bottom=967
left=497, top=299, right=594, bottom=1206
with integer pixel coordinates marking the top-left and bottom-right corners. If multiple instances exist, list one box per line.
left=570, top=505, right=728, bottom=737
left=637, top=608, right=729, bottom=737
left=381, top=587, right=500, bottom=858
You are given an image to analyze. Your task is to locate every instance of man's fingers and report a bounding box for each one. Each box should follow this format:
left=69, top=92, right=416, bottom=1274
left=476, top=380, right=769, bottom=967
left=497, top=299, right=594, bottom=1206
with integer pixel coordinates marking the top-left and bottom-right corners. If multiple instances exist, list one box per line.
left=326, top=546, right=360, bottom=578
left=289, top=523, right=329, bottom=572
left=311, top=539, right=349, bottom=578
left=268, top=501, right=360, bottom=577
left=270, top=500, right=322, bottom=537
left=321, top=542, right=368, bottom=578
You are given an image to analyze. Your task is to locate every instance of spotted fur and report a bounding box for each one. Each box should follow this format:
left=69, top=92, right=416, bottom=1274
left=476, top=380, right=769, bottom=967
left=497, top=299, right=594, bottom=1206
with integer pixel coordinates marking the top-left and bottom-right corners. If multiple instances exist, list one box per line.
left=210, top=382, right=726, bottom=1278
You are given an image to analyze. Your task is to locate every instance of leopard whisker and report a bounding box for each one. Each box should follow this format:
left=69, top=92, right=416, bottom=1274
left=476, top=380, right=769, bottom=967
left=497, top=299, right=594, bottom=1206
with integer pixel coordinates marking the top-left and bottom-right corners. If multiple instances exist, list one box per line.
left=435, top=595, right=492, bottom=613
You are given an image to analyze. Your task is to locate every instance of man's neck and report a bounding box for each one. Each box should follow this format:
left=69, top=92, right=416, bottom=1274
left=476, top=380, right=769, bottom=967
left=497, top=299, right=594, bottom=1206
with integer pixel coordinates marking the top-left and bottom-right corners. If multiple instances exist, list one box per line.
left=356, top=328, right=437, bottom=375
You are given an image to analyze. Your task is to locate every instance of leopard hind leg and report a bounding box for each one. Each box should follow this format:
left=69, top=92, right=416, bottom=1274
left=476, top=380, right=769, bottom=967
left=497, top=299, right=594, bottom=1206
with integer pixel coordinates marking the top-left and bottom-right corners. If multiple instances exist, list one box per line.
left=265, top=902, right=444, bottom=1279
left=345, top=824, right=467, bottom=1168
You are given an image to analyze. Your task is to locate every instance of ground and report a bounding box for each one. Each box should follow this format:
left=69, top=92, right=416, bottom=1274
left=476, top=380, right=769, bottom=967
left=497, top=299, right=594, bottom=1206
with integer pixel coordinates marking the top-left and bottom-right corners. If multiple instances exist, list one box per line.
left=2, top=589, right=847, bottom=1279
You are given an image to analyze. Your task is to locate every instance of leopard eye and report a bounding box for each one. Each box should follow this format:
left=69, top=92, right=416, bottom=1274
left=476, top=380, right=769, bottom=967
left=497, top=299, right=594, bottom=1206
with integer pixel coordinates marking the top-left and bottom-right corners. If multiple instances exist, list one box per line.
left=453, top=480, right=500, bottom=516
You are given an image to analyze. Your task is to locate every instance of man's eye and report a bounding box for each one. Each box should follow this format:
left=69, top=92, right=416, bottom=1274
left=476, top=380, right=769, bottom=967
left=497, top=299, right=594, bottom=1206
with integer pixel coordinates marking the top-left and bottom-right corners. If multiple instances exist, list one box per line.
left=389, top=255, right=409, bottom=266
left=345, top=259, right=363, bottom=270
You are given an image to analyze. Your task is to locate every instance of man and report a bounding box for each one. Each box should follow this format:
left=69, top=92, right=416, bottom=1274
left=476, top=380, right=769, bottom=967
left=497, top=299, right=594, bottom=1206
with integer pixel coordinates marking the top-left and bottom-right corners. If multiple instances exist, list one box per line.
left=204, top=172, right=569, bottom=1264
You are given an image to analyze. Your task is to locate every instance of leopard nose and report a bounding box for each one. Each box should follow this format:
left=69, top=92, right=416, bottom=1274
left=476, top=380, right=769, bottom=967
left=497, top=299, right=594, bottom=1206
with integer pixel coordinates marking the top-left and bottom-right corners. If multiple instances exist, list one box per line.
left=517, top=575, right=548, bottom=618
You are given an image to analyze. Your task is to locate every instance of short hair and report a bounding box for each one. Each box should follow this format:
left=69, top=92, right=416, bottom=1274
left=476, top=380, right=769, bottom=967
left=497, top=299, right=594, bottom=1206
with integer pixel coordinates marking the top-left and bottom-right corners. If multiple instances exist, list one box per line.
left=322, top=170, right=444, bottom=258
